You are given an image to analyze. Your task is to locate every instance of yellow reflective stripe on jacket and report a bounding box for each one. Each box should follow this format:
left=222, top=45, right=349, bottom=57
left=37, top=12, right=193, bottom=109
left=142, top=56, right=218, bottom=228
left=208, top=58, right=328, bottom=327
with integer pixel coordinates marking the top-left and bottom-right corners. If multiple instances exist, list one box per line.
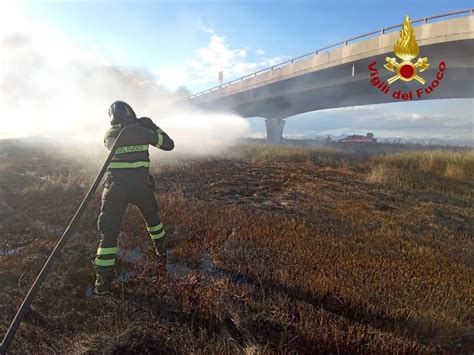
left=156, top=128, right=164, bottom=148
left=147, top=223, right=163, bottom=232
left=94, top=258, right=115, bottom=267
left=115, top=145, right=149, bottom=155
left=97, top=247, right=118, bottom=255
left=108, top=161, right=150, bottom=169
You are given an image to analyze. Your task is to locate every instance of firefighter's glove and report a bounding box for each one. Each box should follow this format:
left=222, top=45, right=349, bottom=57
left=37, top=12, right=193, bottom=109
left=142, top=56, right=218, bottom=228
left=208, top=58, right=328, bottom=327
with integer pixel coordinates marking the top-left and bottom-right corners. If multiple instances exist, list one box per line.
left=138, top=117, right=158, bottom=131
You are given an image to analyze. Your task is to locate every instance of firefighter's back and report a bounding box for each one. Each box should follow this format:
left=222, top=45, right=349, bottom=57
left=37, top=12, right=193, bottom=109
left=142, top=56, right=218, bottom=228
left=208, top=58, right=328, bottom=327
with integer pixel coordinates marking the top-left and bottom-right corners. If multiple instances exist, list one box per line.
left=104, top=124, right=152, bottom=184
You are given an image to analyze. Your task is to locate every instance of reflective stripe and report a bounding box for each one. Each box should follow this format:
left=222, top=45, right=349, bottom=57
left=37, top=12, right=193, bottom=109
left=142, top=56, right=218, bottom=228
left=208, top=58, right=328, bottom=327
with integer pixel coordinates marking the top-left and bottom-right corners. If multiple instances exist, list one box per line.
left=156, top=129, right=164, bottom=148
left=94, top=258, right=115, bottom=267
left=147, top=223, right=163, bottom=232
left=150, top=230, right=166, bottom=240
left=97, top=247, right=118, bottom=255
left=115, top=145, right=149, bottom=155
left=108, top=161, right=150, bottom=169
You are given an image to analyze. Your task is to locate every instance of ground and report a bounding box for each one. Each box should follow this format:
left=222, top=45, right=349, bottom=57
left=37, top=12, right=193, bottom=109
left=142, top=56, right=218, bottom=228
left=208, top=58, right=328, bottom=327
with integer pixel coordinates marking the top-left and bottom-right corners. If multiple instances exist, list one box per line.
left=0, top=141, right=473, bottom=354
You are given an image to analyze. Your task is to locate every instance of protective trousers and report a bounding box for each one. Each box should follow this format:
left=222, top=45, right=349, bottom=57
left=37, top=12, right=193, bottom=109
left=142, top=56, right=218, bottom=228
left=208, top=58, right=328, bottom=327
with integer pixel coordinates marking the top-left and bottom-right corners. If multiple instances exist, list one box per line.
left=95, top=174, right=166, bottom=271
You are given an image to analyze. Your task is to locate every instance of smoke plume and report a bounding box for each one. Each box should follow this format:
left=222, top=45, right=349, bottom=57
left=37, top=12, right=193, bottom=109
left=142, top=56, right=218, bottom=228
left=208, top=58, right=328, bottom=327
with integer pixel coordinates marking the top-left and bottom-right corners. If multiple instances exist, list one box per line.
left=0, top=31, right=249, bottom=155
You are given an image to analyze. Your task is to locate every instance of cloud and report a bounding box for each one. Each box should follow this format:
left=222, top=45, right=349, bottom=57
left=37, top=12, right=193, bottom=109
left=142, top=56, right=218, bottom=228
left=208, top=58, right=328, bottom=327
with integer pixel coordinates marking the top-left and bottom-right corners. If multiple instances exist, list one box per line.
left=283, top=101, right=473, bottom=140
left=154, top=24, right=290, bottom=91
left=411, top=112, right=424, bottom=121
left=197, top=20, right=215, bottom=35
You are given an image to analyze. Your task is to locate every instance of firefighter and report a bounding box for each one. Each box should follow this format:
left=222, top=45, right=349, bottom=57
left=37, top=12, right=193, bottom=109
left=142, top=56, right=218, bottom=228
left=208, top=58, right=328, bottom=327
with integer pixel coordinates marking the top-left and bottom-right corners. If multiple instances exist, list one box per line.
left=93, top=100, right=174, bottom=295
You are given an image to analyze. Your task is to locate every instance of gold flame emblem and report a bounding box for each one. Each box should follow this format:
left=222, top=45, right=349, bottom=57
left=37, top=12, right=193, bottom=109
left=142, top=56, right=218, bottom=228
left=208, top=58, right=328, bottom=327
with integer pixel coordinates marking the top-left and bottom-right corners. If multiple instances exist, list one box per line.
left=384, top=15, right=429, bottom=84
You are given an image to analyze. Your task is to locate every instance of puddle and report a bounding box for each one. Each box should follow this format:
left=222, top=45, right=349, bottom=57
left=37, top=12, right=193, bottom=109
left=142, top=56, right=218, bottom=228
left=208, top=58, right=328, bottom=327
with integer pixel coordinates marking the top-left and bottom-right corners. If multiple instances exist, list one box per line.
left=165, top=249, right=252, bottom=286
left=166, top=249, right=223, bottom=279
left=25, top=171, right=48, bottom=181
left=85, top=285, right=95, bottom=298
left=117, top=270, right=137, bottom=283
left=0, top=246, right=25, bottom=257
left=166, top=260, right=193, bottom=278
left=32, top=221, right=64, bottom=235
left=118, top=248, right=142, bottom=263
left=12, top=171, right=48, bottom=181
left=200, top=249, right=220, bottom=275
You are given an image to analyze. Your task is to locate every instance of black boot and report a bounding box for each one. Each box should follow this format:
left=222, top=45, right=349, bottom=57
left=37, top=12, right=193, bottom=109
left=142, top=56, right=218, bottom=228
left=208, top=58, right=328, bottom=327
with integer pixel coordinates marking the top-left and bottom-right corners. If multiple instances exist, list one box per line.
left=93, top=266, right=115, bottom=295
left=154, top=238, right=167, bottom=261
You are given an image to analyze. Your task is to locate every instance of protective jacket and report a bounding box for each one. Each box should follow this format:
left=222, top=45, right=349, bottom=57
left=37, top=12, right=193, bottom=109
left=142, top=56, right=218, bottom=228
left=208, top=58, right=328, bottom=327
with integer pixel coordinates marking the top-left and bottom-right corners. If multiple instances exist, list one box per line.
left=105, top=122, right=174, bottom=172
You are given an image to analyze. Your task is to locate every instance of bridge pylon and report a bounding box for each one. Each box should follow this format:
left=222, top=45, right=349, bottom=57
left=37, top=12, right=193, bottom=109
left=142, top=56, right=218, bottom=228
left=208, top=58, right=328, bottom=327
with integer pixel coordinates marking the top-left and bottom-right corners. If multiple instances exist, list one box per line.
left=265, top=118, right=286, bottom=144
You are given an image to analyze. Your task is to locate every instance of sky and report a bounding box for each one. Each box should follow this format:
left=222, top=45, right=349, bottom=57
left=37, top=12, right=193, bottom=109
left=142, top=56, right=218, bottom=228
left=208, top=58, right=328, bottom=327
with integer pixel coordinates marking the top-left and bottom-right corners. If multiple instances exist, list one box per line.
left=0, top=0, right=473, bottom=142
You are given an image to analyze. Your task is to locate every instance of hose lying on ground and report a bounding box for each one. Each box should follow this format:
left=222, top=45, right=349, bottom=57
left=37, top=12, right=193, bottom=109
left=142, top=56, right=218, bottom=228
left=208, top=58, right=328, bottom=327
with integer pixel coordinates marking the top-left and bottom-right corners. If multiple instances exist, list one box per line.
left=0, top=126, right=130, bottom=354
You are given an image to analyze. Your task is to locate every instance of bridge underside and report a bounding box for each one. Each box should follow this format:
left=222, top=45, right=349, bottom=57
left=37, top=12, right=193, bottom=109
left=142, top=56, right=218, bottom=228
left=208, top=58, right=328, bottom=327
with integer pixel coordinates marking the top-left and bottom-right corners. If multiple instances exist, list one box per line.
left=195, top=39, right=474, bottom=143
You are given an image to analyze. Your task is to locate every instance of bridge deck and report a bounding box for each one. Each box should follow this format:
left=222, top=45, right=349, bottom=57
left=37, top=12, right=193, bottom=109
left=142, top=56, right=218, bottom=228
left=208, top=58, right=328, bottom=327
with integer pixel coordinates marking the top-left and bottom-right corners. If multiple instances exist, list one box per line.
left=189, top=12, right=473, bottom=106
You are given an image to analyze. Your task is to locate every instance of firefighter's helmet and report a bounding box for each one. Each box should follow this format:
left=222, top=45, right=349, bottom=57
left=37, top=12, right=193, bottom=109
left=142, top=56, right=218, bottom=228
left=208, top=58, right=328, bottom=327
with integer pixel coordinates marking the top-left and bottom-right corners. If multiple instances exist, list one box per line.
left=108, top=101, right=137, bottom=125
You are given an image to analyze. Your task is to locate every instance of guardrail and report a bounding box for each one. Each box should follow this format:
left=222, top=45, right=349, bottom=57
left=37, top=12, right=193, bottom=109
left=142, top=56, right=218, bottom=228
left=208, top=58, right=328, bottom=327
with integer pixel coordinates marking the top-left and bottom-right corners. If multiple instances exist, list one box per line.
left=188, top=8, right=473, bottom=99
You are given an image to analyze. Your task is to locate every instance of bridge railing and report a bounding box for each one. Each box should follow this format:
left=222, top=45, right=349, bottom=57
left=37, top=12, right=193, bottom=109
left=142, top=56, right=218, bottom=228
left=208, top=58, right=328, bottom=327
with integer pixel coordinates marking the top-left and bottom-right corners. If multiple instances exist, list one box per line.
left=188, top=8, right=473, bottom=99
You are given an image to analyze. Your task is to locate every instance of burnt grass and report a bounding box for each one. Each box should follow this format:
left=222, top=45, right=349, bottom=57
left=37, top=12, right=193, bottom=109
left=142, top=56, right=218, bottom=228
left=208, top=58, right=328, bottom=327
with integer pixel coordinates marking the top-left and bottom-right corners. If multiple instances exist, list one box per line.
left=0, top=143, right=473, bottom=354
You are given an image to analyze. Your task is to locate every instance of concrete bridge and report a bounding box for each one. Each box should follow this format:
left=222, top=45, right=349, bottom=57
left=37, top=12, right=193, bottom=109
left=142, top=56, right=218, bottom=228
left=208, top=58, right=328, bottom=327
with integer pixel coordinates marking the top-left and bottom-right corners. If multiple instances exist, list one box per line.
left=188, top=10, right=474, bottom=142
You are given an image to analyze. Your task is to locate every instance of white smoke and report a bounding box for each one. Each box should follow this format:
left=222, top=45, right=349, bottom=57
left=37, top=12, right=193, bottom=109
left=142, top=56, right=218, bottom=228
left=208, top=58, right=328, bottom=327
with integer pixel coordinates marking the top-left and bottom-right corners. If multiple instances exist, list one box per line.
left=0, top=8, right=249, bottom=155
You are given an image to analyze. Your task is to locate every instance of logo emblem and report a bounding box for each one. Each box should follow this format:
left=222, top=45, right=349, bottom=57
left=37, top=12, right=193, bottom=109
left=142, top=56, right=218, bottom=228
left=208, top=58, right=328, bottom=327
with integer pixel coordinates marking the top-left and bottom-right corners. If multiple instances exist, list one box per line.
left=384, top=15, right=429, bottom=84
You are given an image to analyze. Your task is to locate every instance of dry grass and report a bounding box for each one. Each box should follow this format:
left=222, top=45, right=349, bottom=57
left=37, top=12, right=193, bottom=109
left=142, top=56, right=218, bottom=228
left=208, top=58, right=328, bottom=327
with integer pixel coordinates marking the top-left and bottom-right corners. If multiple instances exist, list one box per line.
left=367, top=150, right=474, bottom=194
left=369, top=150, right=474, bottom=179
left=233, top=144, right=352, bottom=166
left=0, top=142, right=473, bottom=354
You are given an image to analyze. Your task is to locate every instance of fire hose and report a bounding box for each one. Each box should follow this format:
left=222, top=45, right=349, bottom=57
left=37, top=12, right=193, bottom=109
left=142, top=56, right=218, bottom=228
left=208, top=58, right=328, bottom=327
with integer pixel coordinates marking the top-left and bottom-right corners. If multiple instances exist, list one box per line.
left=0, top=126, right=130, bottom=354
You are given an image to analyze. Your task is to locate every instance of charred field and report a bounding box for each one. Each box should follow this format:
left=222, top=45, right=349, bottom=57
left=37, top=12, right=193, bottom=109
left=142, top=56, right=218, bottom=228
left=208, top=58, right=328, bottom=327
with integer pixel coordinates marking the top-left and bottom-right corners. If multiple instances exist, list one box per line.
left=0, top=141, right=473, bottom=354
